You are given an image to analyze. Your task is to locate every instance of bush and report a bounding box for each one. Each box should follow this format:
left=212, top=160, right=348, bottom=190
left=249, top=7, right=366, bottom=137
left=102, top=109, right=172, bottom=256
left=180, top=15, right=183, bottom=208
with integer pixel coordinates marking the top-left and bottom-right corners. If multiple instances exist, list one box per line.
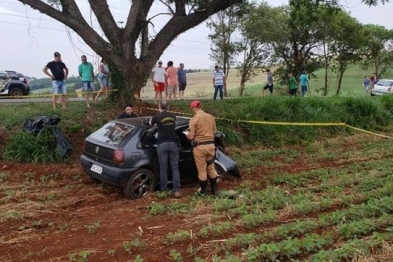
left=3, top=126, right=64, bottom=163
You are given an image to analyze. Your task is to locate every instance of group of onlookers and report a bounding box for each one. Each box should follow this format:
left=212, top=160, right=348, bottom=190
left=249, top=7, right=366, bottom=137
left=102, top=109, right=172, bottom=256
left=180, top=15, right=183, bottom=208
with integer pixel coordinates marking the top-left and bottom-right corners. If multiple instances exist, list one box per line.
left=42, top=52, right=110, bottom=110
left=286, top=70, right=310, bottom=97
left=363, top=73, right=378, bottom=94
left=150, top=60, right=187, bottom=104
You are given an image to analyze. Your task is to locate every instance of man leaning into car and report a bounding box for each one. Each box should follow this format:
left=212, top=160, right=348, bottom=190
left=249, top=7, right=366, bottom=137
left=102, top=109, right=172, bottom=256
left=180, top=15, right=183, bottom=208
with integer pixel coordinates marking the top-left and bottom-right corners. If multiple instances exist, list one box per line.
left=149, top=100, right=181, bottom=198
left=186, top=100, right=218, bottom=196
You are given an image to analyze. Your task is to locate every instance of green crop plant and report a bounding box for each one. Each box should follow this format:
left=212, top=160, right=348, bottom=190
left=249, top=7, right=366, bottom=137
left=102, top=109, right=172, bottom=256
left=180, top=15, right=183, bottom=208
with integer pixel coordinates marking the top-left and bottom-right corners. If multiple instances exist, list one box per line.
left=68, top=250, right=89, bottom=262
left=107, top=248, right=116, bottom=257
left=164, top=230, right=191, bottom=246
left=130, top=238, right=146, bottom=249
left=169, top=249, right=183, bottom=262
left=199, top=222, right=232, bottom=238
left=84, top=221, right=101, bottom=234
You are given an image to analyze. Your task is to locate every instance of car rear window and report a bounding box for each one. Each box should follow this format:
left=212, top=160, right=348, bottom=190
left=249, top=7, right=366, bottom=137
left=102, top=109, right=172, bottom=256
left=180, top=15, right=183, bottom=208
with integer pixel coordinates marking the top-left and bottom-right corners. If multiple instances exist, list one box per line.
left=89, top=122, right=136, bottom=146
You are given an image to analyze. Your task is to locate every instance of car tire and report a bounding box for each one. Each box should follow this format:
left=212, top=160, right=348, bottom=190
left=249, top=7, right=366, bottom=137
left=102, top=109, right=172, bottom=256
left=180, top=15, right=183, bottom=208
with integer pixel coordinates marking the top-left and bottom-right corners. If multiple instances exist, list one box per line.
left=124, top=169, right=156, bottom=199
left=9, top=87, right=23, bottom=97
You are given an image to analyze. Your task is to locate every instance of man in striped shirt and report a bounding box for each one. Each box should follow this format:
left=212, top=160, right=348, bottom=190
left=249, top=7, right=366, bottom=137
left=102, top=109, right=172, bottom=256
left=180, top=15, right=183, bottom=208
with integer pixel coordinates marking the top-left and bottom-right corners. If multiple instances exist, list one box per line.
left=213, top=65, right=226, bottom=100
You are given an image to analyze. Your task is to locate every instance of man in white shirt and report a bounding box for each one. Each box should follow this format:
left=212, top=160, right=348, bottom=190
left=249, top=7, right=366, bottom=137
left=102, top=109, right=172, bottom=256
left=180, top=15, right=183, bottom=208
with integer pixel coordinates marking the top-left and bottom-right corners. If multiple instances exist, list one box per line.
left=150, top=60, right=167, bottom=104
left=213, top=65, right=226, bottom=100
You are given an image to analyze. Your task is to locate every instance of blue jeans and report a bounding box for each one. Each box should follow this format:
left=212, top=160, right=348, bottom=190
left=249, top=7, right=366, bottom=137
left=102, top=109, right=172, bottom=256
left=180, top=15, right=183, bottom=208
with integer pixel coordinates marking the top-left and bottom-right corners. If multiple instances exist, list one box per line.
left=157, top=141, right=181, bottom=192
left=213, top=85, right=223, bottom=100
left=82, top=81, right=95, bottom=92
left=52, top=80, right=66, bottom=94
left=301, top=85, right=308, bottom=97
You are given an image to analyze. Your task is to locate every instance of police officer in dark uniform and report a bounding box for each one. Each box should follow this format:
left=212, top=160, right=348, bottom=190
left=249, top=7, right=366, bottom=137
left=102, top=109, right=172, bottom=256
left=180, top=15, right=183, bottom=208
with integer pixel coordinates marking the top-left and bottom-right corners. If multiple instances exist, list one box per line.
left=186, top=100, right=218, bottom=196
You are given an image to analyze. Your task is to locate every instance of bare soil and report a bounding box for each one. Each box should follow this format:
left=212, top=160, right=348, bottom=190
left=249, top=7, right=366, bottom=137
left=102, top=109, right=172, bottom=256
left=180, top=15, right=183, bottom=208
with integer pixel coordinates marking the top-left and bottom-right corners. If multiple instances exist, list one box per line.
left=0, top=103, right=360, bottom=262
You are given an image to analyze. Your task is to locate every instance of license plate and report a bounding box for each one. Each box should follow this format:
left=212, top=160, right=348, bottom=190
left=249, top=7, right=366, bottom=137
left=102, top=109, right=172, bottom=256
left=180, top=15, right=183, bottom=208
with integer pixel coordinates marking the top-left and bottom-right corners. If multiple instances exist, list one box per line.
left=90, top=164, right=103, bottom=174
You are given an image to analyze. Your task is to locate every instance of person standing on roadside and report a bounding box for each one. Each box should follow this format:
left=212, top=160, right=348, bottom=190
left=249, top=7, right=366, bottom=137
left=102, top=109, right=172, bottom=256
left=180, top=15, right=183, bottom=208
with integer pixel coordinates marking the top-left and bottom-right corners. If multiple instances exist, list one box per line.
left=213, top=65, right=225, bottom=100
left=177, top=63, right=187, bottom=100
left=94, top=59, right=110, bottom=103
left=150, top=60, right=167, bottom=104
left=186, top=100, right=218, bottom=196
left=78, top=55, right=95, bottom=108
left=299, top=70, right=309, bottom=97
left=149, top=100, right=181, bottom=198
left=363, top=76, right=371, bottom=94
left=166, top=61, right=178, bottom=100
left=118, top=103, right=139, bottom=119
left=43, top=51, right=69, bottom=110
left=288, top=72, right=298, bottom=96
left=262, top=69, right=274, bottom=96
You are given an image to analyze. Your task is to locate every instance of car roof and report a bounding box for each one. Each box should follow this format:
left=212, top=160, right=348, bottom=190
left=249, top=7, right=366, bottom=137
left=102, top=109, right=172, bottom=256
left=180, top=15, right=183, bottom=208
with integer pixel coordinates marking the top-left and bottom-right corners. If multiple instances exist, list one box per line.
left=114, top=116, right=191, bottom=127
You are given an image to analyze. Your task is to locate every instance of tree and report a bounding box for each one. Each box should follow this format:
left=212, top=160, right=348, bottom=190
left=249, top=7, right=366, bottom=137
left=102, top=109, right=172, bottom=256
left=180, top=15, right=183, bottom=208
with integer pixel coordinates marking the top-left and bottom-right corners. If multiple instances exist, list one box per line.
left=328, top=11, right=368, bottom=95
left=361, top=25, right=393, bottom=77
left=18, top=0, right=242, bottom=104
left=207, top=2, right=248, bottom=97
left=236, top=2, right=286, bottom=96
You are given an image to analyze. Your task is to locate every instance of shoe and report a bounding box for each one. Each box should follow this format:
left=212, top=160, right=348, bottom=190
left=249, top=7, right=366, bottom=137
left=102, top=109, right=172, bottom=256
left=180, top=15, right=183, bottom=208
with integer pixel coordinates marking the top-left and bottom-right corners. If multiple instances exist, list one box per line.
left=209, top=177, right=218, bottom=196
left=197, top=180, right=208, bottom=197
left=174, top=191, right=181, bottom=198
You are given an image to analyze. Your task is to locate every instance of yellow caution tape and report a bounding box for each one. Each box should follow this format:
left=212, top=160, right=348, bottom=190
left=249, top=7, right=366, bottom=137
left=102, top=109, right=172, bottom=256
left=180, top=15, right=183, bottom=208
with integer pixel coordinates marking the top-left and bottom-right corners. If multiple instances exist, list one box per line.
left=345, top=125, right=393, bottom=139
left=145, top=107, right=393, bottom=139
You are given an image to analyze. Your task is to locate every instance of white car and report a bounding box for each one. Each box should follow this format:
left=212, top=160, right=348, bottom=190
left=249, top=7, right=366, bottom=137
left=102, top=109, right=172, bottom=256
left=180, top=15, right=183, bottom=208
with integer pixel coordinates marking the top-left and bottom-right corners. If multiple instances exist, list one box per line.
left=371, top=79, right=393, bottom=96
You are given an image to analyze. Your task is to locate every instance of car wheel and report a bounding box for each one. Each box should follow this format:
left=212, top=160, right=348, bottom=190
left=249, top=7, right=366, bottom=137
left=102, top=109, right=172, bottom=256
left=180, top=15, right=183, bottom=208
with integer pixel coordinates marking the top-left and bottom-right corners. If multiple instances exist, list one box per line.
left=9, top=87, right=23, bottom=97
left=124, top=169, right=156, bottom=199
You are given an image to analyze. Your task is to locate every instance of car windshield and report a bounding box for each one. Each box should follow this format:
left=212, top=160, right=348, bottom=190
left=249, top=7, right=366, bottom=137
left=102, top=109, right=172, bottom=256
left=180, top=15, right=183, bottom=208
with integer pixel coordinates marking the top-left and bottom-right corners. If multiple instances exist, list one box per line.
left=90, top=122, right=136, bottom=146
left=376, top=80, right=393, bottom=86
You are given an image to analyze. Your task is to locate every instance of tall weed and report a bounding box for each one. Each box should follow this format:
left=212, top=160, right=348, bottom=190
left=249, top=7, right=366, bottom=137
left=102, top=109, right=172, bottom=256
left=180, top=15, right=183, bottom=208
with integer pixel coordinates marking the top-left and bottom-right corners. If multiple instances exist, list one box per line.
left=3, top=127, right=64, bottom=163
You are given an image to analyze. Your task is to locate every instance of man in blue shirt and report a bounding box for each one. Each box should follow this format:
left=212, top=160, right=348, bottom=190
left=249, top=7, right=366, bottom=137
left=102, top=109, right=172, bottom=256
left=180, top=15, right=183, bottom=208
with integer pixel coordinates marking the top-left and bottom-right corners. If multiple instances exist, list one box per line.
left=299, top=70, right=309, bottom=97
left=177, top=63, right=187, bottom=100
left=213, top=65, right=226, bottom=100
left=363, top=76, right=370, bottom=94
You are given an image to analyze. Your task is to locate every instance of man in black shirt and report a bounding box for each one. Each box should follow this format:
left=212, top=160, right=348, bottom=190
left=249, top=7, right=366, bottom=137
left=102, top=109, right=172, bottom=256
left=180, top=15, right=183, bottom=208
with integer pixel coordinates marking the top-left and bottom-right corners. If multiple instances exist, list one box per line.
left=43, top=52, right=69, bottom=110
left=149, top=100, right=181, bottom=198
left=118, top=104, right=139, bottom=119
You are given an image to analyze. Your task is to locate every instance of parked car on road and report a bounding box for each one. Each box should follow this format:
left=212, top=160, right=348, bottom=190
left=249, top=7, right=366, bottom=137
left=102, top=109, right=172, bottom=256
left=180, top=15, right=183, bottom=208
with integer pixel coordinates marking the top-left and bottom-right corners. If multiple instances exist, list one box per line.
left=371, top=79, right=393, bottom=96
left=80, top=116, right=240, bottom=199
left=0, top=71, right=30, bottom=96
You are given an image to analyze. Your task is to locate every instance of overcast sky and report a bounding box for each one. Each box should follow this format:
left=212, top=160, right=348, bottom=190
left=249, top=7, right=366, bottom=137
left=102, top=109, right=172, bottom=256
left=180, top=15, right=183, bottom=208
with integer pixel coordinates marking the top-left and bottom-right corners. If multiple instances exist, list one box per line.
left=0, top=0, right=392, bottom=78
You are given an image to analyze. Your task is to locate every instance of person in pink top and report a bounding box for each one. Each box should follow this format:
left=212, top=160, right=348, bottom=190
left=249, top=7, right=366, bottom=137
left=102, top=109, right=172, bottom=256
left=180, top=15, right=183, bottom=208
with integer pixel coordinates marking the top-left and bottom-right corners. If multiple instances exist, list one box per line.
left=166, top=61, right=178, bottom=100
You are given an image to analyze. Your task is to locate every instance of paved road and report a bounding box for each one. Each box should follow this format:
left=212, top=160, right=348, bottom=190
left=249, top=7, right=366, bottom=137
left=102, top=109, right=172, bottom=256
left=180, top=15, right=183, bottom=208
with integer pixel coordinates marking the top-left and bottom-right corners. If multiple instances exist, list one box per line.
left=0, top=97, right=86, bottom=104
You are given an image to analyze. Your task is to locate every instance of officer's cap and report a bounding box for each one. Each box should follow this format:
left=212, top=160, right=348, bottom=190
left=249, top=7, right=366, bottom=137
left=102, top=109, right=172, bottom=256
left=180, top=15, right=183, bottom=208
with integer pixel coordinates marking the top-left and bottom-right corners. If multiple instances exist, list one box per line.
left=190, top=100, right=201, bottom=108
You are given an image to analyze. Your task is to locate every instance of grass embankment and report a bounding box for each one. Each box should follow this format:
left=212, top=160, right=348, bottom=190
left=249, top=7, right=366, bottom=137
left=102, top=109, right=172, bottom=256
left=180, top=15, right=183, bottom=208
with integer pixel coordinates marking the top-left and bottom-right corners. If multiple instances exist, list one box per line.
left=2, top=95, right=393, bottom=162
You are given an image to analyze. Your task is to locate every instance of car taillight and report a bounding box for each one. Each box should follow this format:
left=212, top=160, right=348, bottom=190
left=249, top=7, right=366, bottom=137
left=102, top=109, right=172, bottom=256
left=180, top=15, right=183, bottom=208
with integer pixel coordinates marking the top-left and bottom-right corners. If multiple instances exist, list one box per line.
left=113, top=149, right=124, bottom=164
